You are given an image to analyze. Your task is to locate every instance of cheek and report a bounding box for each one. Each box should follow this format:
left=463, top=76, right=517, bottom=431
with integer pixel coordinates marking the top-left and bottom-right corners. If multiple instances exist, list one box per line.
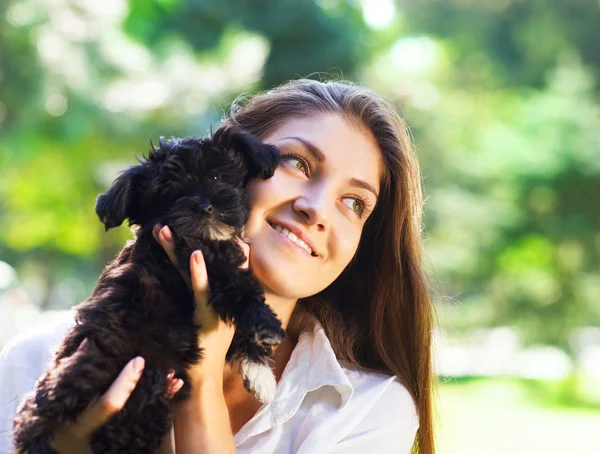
left=245, top=171, right=291, bottom=225
left=245, top=178, right=262, bottom=207
left=246, top=173, right=282, bottom=210
left=243, top=177, right=279, bottom=240
left=302, top=231, right=360, bottom=297
left=330, top=228, right=362, bottom=269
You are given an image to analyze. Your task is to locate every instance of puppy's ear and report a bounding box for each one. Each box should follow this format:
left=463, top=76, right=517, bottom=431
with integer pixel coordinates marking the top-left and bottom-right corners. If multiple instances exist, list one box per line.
left=212, top=126, right=280, bottom=182
left=95, top=163, right=151, bottom=231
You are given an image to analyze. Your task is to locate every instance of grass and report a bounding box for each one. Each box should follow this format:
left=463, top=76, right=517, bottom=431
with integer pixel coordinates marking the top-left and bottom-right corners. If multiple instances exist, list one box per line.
left=436, top=376, right=600, bottom=454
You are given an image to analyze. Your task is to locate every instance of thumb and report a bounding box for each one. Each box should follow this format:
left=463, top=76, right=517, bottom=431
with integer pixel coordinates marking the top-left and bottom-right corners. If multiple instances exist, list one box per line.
left=75, top=357, right=145, bottom=437
left=191, top=250, right=216, bottom=329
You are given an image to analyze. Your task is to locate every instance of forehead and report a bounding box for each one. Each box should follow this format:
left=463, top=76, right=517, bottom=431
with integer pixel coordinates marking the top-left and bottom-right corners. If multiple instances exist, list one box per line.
left=263, top=114, right=383, bottom=188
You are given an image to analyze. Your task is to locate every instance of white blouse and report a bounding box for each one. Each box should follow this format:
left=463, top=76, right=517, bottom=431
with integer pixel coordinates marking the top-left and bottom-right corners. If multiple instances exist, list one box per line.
left=0, top=315, right=418, bottom=453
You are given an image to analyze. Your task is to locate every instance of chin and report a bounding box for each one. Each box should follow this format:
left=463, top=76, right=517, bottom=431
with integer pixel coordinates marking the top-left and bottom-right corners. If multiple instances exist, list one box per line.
left=249, top=255, right=324, bottom=300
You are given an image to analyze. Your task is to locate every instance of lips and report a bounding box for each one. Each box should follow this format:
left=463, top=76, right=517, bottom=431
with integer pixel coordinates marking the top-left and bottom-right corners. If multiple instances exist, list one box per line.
left=268, top=220, right=319, bottom=257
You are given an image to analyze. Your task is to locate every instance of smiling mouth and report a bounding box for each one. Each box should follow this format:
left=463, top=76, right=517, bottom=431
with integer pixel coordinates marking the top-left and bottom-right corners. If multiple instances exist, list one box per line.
left=268, top=222, right=317, bottom=257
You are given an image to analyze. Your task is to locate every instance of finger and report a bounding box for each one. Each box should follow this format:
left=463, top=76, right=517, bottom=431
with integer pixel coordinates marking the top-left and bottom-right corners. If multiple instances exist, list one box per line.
left=51, top=430, right=94, bottom=454
left=155, top=225, right=177, bottom=263
left=152, top=224, right=176, bottom=263
left=154, top=224, right=193, bottom=288
left=235, top=238, right=250, bottom=270
left=190, top=251, right=209, bottom=302
left=191, top=250, right=217, bottom=328
left=167, top=378, right=184, bottom=397
left=76, top=338, right=88, bottom=353
left=74, top=357, right=145, bottom=437
left=152, top=223, right=163, bottom=242
left=156, top=425, right=176, bottom=454
left=164, top=369, right=184, bottom=397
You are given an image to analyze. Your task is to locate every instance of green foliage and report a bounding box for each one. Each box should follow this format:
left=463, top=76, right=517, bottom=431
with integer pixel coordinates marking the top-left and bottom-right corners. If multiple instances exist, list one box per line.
left=359, top=0, right=600, bottom=350
left=0, top=0, right=371, bottom=260
left=428, top=63, right=600, bottom=349
left=1, top=0, right=598, bottom=351
left=124, top=0, right=367, bottom=87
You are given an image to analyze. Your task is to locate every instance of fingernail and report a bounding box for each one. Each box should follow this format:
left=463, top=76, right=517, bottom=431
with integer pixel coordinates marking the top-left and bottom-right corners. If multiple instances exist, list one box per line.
left=77, top=338, right=88, bottom=352
left=173, top=379, right=184, bottom=391
left=168, top=378, right=184, bottom=397
left=193, top=250, right=203, bottom=265
left=132, top=356, right=145, bottom=374
left=167, top=371, right=175, bottom=380
left=161, top=226, right=172, bottom=242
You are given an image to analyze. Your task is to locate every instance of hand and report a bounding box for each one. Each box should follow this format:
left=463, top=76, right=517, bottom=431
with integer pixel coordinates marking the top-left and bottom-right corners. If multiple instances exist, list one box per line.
left=152, top=224, right=250, bottom=384
left=51, top=340, right=184, bottom=454
left=152, top=224, right=246, bottom=454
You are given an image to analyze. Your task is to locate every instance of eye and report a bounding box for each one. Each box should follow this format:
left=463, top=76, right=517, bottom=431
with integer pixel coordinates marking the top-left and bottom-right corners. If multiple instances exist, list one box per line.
left=342, top=197, right=363, bottom=215
left=212, top=175, right=220, bottom=183
left=342, top=195, right=373, bottom=219
left=281, top=153, right=310, bottom=176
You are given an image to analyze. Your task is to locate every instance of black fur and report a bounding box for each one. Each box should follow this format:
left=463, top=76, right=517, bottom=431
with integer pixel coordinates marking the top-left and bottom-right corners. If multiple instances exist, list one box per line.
left=13, top=126, right=285, bottom=453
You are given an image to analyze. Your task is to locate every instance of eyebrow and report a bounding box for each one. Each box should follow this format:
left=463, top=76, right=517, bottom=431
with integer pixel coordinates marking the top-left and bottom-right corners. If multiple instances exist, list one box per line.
left=280, top=136, right=379, bottom=198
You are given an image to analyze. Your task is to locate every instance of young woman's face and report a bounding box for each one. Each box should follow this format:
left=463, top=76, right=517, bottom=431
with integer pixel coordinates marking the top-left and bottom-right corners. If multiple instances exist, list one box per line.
left=244, top=113, right=383, bottom=299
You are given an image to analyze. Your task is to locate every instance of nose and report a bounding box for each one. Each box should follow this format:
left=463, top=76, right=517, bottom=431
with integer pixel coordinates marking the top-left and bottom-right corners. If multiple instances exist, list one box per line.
left=292, top=185, right=330, bottom=231
left=199, top=202, right=213, bottom=214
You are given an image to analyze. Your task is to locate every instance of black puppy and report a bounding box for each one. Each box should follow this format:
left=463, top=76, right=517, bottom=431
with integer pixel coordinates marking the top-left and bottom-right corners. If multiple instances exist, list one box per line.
left=13, top=126, right=285, bottom=453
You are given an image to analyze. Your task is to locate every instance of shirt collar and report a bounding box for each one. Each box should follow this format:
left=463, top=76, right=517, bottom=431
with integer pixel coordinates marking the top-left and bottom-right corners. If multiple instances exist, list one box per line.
left=232, top=317, right=355, bottom=445
left=271, top=317, right=354, bottom=423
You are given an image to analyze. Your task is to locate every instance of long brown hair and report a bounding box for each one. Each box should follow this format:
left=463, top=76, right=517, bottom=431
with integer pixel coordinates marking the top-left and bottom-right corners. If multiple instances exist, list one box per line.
left=221, top=79, right=436, bottom=454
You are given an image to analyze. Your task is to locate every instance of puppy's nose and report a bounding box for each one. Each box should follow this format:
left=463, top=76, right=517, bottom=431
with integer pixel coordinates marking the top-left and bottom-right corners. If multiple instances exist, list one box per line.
left=199, top=202, right=213, bottom=214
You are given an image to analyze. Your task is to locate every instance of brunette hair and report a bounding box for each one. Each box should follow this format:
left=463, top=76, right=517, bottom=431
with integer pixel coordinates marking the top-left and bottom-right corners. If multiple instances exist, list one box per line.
left=220, top=79, right=436, bottom=454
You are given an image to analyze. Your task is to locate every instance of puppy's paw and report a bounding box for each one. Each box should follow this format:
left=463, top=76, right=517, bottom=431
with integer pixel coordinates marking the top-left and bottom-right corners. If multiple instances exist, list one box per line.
left=240, top=359, right=277, bottom=403
left=252, top=323, right=285, bottom=349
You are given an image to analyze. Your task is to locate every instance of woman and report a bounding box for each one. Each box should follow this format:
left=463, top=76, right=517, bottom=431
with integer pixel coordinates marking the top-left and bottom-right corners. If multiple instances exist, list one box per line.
left=0, top=79, right=435, bottom=453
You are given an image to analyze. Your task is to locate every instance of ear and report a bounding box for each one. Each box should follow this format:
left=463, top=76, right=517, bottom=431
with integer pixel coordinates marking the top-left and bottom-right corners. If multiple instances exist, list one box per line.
left=95, top=164, right=151, bottom=231
left=212, top=126, right=280, bottom=182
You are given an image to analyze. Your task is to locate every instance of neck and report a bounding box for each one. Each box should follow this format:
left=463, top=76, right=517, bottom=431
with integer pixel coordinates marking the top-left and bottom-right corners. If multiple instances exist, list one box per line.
left=263, top=290, right=297, bottom=332
left=262, top=290, right=299, bottom=380
left=224, top=290, right=298, bottom=388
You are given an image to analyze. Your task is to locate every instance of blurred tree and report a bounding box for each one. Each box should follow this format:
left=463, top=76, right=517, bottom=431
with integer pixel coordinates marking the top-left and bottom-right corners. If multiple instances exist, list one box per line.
left=429, top=63, right=600, bottom=352
left=0, top=0, right=371, bottom=299
left=125, top=0, right=368, bottom=88
left=1, top=0, right=599, bottom=354
left=0, top=0, right=370, bottom=255
left=370, top=0, right=600, bottom=351
left=398, top=0, right=600, bottom=90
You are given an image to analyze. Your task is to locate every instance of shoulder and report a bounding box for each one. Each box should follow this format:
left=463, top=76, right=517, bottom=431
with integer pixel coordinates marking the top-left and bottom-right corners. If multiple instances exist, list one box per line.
left=0, top=311, right=75, bottom=370
left=293, top=366, right=419, bottom=454
left=337, top=366, right=419, bottom=452
left=296, top=318, right=419, bottom=427
left=342, top=364, right=418, bottom=423
left=0, top=313, right=75, bottom=453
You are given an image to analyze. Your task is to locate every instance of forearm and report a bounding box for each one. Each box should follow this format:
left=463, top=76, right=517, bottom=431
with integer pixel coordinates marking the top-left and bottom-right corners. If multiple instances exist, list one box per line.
left=174, top=378, right=236, bottom=454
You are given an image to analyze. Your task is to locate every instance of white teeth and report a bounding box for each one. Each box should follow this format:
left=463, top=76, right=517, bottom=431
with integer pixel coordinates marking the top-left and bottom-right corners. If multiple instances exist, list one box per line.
left=270, top=223, right=314, bottom=255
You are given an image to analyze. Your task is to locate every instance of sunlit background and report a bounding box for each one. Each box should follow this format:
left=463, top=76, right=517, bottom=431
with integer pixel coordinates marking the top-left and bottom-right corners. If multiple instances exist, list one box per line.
left=1, top=1, right=599, bottom=452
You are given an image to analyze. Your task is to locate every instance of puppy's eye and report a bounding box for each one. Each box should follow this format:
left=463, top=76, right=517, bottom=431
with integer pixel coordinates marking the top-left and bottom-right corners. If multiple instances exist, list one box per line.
left=212, top=175, right=220, bottom=183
